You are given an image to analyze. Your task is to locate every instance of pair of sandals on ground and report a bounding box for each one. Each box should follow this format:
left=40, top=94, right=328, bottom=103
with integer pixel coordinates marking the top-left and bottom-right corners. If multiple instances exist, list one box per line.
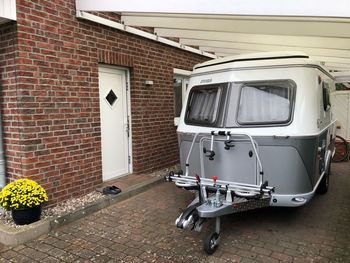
left=102, top=185, right=122, bottom=195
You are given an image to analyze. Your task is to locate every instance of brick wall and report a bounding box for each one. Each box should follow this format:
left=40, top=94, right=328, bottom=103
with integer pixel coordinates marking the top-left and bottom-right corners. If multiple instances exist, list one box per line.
left=0, top=0, right=207, bottom=205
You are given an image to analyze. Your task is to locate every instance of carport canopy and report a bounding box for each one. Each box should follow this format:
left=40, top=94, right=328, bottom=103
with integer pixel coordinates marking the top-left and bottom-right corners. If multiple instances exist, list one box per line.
left=76, top=0, right=350, bottom=79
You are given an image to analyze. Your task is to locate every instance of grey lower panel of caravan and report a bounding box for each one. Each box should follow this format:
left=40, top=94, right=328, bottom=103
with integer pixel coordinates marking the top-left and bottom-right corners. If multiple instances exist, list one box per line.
left=179, top=134, right=318, bottom=196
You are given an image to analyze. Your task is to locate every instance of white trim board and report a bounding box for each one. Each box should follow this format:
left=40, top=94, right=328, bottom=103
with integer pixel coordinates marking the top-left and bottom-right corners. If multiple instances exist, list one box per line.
left=174, top=68, right=191, bottom=76
left=76, top=0, right=350, bottom=18
left=76, top=11, right=216, bottom=59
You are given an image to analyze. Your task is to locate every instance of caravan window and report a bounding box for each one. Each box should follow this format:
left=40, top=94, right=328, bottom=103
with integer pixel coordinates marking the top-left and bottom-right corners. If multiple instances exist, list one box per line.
left=237, top=81, right=295, bottom=125
left=322, top=82, right=331, bottom=111
left=185, top=84, right=226, bottom=126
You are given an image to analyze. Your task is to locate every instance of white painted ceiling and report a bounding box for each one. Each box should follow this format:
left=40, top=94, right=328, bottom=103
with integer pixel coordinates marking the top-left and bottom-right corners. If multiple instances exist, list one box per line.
left=77, top=0, right=350, bottom=73
left=121, top=13, right=350, bottom=71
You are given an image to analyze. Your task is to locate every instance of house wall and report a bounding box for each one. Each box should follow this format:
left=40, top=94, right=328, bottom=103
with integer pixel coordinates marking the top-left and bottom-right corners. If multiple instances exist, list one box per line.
left=0, top=0, right=207, bottom=205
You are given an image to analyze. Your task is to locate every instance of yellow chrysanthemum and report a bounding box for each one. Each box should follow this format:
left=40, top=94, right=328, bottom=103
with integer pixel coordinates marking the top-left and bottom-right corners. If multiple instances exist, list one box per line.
left=0, top=178, right=48, bottom=210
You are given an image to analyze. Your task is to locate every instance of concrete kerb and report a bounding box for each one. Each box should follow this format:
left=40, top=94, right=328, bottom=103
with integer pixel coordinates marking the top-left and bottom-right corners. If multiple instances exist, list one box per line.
left=0, top=176, right=165, bottom=246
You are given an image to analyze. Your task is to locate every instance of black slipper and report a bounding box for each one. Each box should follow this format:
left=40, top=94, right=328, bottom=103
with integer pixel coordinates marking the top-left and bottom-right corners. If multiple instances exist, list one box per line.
left=102, top=186, right=122, bottom=195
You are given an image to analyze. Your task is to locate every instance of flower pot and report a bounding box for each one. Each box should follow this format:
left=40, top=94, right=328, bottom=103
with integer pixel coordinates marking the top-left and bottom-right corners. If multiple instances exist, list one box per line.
left=12, top=206, right=42, bottom=225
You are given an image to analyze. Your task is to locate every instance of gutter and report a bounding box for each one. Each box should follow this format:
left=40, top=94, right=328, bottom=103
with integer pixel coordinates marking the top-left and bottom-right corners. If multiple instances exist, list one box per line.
left=76, top=11, right=217, bottom=59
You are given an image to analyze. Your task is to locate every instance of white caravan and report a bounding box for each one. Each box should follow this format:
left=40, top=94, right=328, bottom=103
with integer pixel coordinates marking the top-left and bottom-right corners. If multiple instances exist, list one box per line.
left=166, top=51, right=336, bottom=254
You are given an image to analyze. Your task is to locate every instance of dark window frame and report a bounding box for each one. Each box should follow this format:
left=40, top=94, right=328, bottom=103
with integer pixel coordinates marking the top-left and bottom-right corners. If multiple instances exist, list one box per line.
left=185, top=83, right=228, bottom=127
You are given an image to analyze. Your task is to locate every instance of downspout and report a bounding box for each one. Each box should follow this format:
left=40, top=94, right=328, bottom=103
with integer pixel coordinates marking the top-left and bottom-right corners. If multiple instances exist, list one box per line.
left=0, top=113, right=5, bottom=214
left=0, top=113, right=5, bottom=189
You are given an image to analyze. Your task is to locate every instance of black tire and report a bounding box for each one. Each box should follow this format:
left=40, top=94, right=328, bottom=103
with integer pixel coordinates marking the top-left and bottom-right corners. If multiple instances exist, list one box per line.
left=332, top=135, right=349, bottom=163
left=203, top=232, right=219, bottom=255
left=316, top=163, right=330, bottom=195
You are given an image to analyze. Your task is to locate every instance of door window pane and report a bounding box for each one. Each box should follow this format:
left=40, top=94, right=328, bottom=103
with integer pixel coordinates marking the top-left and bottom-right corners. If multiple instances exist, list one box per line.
left=105, top=89, right=118, bottom=107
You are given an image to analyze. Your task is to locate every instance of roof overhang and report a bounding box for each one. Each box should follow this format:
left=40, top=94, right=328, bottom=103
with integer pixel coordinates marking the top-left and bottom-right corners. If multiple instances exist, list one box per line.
left=334, top=72, right=350, bottom=83
left=0, top=0, right=16, bottom=25
left=76, top=0, right=350, bottom=17
left=76, top=0, right=350, bottom=72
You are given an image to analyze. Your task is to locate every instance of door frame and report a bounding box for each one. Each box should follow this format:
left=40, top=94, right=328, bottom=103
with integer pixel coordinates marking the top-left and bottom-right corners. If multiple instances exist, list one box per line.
left=99, top=64, right=133, bottom=178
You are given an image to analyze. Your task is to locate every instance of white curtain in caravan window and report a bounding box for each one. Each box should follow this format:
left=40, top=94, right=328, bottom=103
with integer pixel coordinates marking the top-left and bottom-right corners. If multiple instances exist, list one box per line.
left=238, top=86, right=290, bottom=123
left=188, top=90, right=219, bottom=122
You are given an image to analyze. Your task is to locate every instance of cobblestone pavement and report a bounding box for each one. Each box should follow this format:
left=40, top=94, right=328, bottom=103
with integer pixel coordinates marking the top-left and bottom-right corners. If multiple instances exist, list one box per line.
left=1, top=163, right=349, bottom=262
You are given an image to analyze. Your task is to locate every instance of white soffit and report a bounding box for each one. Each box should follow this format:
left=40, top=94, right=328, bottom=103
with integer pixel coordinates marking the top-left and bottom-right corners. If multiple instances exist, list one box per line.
left=76, top=0, right=350, bottom=71
left=76, top=0, right=350, bottom=17
left=0, top=0, right=16, bottom=24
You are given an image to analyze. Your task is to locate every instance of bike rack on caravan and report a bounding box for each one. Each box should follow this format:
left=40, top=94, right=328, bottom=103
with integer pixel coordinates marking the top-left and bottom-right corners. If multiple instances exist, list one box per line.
left=165, top=130, right=274, bottom=254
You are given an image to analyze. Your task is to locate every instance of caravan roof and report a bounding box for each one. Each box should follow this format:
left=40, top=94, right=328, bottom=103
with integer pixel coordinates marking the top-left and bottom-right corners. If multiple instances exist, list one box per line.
left=193, top=51, right=332, bottom=77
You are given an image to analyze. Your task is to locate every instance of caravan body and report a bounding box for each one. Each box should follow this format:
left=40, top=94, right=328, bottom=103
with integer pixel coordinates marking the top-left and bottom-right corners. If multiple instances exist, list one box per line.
left=177, top=52, right=336, bottom=207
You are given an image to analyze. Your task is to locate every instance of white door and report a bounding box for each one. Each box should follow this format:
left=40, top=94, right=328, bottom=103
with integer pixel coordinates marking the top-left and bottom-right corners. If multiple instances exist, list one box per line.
left=99, top=65, right=130, bottom=181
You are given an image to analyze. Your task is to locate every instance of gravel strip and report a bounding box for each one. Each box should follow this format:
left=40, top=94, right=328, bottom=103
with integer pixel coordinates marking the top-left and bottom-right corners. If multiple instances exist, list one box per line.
left=0, top=191, right=104, bottom=228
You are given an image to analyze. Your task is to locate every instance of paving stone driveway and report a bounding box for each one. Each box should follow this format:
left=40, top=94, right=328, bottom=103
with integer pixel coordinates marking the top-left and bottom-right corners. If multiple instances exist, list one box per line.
left=1, top=162, right=349, bottom=263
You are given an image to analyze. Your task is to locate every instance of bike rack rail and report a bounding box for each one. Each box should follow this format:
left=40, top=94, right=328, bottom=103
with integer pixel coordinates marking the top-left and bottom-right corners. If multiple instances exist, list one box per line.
left=171, top=131, right=272, bottom=195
